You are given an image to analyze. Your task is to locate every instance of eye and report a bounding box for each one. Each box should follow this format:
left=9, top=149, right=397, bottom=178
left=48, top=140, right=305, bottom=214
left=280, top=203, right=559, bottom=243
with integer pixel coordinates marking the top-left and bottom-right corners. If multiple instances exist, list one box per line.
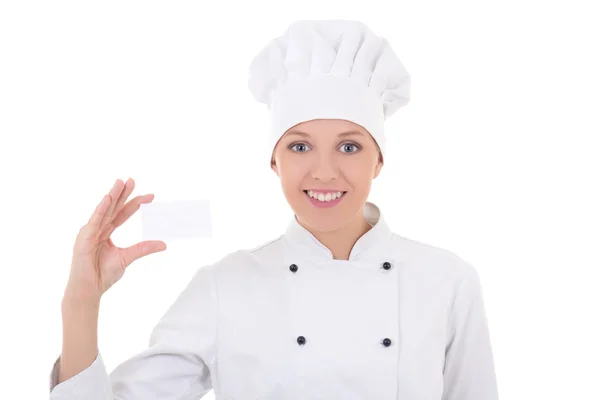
left=289, top=142, right=311, bottom=152
left=339, top=142, right=361, bottom=154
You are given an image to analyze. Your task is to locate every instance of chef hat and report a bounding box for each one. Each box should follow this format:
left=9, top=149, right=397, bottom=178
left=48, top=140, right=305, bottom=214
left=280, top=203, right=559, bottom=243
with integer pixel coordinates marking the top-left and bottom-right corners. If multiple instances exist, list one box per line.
left=248, top=19, right=411, bottom=163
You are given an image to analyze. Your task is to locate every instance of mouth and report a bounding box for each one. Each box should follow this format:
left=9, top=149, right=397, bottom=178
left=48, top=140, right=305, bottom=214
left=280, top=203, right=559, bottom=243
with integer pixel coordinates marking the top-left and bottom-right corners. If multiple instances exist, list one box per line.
left=303, top=190, right=348, bottom=206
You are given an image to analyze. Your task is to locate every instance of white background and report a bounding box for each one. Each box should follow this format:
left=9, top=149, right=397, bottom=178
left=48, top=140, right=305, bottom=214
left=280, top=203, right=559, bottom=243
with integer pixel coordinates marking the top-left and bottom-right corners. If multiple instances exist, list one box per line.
left=1, top=1, right=598, bottom=398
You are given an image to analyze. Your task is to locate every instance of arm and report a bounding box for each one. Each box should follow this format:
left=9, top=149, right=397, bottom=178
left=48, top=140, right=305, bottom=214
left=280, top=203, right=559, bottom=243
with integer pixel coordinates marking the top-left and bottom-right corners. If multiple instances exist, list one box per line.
left=442, top=263, right=499, bottom=400
left=49, top=264, right=218, bottom=400
left=57, top=293, right=101, bottom=385
left=48, top=294, right=111, bottom=398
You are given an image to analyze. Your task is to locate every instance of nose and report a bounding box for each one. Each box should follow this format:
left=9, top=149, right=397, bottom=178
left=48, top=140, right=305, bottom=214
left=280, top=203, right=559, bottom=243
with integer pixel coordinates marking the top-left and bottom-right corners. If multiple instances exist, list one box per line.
left=310, top=152, right=339, bottom=182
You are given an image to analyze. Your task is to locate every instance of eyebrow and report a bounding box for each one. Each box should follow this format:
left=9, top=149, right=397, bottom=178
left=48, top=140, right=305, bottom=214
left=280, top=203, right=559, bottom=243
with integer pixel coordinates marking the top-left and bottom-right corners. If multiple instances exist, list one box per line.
left=286, top=130, right=365, bottom=138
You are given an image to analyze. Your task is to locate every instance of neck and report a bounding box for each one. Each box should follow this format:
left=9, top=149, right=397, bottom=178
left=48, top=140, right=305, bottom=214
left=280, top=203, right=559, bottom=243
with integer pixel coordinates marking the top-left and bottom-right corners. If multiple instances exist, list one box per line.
left=302, top=213, right=374, bottom=260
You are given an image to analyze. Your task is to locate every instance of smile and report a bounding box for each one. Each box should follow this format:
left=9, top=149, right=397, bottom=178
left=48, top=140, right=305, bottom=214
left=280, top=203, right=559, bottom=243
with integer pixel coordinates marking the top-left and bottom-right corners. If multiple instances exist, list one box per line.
left=303, top=190, right=347, bottom=208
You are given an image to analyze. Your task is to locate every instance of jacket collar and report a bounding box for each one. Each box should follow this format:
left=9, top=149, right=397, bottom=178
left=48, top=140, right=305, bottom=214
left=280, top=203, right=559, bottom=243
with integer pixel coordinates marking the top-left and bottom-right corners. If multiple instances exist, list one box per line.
left=283, top=201, right=392, bottom=262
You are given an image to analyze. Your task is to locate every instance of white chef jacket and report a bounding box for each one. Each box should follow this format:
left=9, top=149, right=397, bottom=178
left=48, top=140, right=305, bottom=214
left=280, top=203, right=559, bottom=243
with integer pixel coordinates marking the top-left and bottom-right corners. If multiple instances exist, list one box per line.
left=49, top=201, right=498, bottom=399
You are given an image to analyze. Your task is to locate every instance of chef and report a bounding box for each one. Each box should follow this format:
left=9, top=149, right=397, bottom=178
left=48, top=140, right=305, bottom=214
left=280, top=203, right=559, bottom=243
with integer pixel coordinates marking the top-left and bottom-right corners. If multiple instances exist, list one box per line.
left=49, top=19, right=499, bottom=399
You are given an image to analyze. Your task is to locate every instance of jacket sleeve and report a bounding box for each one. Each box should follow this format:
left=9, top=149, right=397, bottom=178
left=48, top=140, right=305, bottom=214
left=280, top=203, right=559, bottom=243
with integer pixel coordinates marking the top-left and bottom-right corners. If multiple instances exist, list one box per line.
left=49, top=264, right=218, bottom=400
left=442, top=262, right=499, bottom=400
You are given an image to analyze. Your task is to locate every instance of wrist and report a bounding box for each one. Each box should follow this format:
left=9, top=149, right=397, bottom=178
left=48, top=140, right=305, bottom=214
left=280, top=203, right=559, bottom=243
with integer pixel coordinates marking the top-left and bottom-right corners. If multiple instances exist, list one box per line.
left=62, top=287, right=101, bottom=311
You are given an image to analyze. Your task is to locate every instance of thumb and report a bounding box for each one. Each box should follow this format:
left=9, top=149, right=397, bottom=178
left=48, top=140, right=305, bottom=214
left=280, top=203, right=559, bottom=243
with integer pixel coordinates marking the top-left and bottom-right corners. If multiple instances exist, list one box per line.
left=121, top=241, right=167, bottom=267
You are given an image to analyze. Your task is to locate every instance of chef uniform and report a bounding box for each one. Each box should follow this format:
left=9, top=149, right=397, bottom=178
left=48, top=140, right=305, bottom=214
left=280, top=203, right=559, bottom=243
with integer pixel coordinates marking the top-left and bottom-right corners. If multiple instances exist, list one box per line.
left=48, top=20, right=499, bottom=400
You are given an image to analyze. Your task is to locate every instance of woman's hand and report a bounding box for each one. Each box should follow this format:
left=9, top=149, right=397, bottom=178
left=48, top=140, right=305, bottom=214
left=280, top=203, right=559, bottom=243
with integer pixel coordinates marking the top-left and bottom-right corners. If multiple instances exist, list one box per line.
left=64, top=178, right=166, bottom=303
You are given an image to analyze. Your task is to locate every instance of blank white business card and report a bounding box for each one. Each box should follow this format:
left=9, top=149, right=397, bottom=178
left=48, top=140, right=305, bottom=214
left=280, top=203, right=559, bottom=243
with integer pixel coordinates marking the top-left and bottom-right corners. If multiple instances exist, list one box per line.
left=140, top=199, right=212, bottom=241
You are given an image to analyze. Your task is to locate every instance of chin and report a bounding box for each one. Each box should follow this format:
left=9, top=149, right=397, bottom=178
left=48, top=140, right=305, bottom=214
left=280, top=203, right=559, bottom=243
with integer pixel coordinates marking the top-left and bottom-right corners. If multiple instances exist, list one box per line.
left=300, top=215, right=343, bottom=233
left=288, top=192, right=356, bottom=233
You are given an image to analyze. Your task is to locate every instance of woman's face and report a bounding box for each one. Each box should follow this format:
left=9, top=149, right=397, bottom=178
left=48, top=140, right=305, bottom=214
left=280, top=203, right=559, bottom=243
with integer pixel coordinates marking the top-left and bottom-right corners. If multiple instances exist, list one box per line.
left=272, top=119, right=383, bottom=232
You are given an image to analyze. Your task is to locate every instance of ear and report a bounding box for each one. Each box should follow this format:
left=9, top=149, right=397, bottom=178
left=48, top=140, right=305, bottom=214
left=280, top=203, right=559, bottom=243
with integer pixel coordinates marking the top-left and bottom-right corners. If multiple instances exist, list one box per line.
left=271, top=159, right=279, bottom=177
left=373, top=154, right=384, bottom=179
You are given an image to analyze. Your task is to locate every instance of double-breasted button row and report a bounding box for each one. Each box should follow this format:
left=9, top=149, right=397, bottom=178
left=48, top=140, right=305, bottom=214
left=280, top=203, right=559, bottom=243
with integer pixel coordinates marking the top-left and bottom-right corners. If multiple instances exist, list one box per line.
left=290, top=262, right=393, bottom=348
left=288, top=262, right=393, bottom=273
left=295, top=335, right=393, bottom=347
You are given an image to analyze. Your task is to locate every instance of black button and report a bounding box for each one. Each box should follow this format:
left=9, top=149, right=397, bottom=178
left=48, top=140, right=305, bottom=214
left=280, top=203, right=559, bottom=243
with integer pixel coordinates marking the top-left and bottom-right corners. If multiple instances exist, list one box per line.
left=382, top=261, right=392, bottom=270
left=297, top=336, right=306, bottom=345
left=289, top=264, right=298, bottom=273
left=382, top=338, right=392, bottom=347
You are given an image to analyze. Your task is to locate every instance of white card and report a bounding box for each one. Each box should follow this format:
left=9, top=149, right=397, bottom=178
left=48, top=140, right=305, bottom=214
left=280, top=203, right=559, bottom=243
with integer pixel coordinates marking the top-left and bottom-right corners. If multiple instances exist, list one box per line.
left=140, top=199, right=212, bottom=241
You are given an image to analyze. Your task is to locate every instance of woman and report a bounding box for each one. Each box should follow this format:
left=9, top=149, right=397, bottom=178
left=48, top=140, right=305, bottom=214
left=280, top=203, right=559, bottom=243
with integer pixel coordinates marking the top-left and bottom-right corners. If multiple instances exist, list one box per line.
left=49, top=20, right=498, bottom=399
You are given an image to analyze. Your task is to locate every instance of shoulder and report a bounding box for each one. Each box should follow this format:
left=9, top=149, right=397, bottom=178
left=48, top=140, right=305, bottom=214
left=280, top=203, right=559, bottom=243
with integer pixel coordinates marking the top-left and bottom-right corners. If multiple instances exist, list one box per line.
left=388, top=232, right=484, bottom=317
left=389, top=232, right=479, bottom=281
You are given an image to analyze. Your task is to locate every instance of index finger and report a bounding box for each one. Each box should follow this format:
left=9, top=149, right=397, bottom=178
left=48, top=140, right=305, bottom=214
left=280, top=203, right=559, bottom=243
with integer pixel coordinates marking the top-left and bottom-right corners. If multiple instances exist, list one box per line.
left=87, top=194, right=110, bottom=233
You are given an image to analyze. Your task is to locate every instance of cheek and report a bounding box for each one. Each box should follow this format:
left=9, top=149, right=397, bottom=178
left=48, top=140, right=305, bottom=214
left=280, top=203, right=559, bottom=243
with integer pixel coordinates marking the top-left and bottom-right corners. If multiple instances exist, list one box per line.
left=341, top=159, right=374, bottom=186
left=278, top=159, right=306, bottom=190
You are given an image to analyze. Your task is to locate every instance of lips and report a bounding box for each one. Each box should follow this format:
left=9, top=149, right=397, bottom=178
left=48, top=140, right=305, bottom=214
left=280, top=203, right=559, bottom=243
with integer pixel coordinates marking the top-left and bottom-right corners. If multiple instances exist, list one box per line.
left=303, top=190, right=348, bottom=208
left=303, top=190, right=347, bottom=202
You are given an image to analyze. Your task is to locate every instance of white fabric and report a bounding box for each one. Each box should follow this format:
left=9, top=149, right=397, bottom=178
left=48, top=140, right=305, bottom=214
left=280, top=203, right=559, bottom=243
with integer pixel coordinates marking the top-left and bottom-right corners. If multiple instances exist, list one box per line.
left=248, top=20, right=411, bottom=160
left=49, top=202, right=498, bottom=399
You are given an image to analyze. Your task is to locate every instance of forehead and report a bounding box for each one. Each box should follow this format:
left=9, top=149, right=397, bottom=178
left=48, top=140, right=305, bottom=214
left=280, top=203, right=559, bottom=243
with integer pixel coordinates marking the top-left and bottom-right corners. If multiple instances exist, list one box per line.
left=283, top=119, right=369, bottom=138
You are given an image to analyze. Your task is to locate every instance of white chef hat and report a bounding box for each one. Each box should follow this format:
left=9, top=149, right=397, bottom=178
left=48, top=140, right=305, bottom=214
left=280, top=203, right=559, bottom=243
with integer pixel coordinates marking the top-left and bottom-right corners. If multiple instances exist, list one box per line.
left=248, top=19, right=411, bottom=163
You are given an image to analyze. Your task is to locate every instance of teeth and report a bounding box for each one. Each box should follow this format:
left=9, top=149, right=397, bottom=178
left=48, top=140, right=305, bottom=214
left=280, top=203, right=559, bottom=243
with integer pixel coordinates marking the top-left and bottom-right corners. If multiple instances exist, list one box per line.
left=306, top=190, right=344, bottom=202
